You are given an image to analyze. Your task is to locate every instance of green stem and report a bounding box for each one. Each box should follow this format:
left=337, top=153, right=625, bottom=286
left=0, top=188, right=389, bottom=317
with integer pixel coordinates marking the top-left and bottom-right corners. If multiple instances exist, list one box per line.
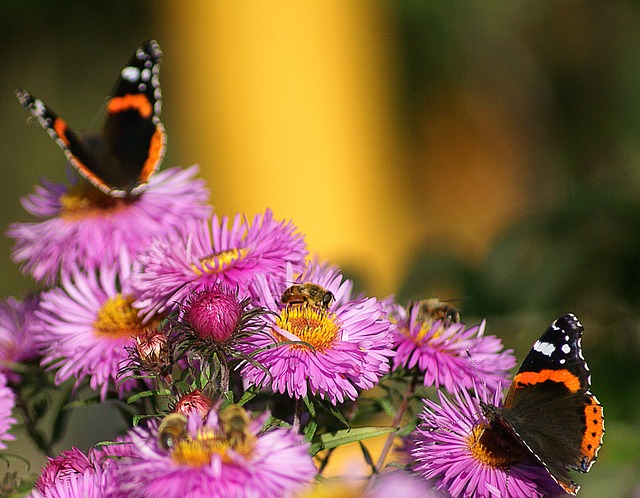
left=374, top=375, right=418, bottom=472
left=14, top=387, right=52, bottom=456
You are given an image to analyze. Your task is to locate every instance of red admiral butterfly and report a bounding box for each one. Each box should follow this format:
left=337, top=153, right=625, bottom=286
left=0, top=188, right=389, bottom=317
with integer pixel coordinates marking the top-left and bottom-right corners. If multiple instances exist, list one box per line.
left=481, top=313, right=604, bottom=495
left=16, top=40, right=166, bottom=198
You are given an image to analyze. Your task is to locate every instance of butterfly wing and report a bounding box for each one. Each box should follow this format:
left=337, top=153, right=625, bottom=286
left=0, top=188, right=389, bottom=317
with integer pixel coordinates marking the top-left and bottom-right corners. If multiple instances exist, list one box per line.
left=101, top=39, right=166, bottom=196
left=500, top=313, right=604, bottom=495
left=17, top=40, right=166, bottom=198
left=15, top=88, right=115, bottom=194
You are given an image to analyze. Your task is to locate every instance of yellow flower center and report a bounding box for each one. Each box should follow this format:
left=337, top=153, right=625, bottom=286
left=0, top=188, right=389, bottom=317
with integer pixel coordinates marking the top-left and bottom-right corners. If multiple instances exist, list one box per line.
left=171, top=426, right=255, bottom=467
left=192, top=248, right=248, bottom=275
left=59, top=184, right=128, bottom=219
left=93, top=294, right=145, bottom=338
left=467, top=421, right=525, bottom=469
left=275, top=306, right=341, bottom=352
left=402, top=321, right=445, bottom=344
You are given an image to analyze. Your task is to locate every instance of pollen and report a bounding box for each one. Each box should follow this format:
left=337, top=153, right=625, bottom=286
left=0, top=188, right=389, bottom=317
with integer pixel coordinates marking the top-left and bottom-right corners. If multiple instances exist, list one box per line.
left=170, top=427, right=254, bottom=467
left=192, top=248, right=248, bottom=275
left=93, top=293, right=145, bottom=338
left=275, top=306, right=341, bottom=352
left=467, top=422, right=524, bottom=469
left=403, top=322, right=445, bottom=344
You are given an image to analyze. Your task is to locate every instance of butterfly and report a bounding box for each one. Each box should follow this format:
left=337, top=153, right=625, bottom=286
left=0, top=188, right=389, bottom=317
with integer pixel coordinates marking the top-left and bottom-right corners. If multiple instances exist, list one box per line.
left=16, top=40, right=166, bottom=198
left=481, top=313, right=604, bottom=495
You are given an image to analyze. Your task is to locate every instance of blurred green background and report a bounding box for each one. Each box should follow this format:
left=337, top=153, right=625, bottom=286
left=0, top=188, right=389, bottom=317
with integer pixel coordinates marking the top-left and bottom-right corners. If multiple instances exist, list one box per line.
left=2, top=2, right=640, bottom=496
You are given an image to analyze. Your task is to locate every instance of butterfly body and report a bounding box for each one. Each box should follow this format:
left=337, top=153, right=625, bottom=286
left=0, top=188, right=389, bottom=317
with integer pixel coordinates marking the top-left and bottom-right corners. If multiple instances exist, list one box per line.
left=16, top=40, right=165, bottom=198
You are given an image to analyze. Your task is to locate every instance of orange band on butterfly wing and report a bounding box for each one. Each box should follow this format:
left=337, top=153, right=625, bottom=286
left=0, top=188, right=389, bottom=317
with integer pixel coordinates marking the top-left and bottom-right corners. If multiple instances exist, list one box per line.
left=513, top=369, right=581, bottom=393
left=580, top=396, right=604, bottom=470
left=139, top=126, right=166, bottom=182
left=53, top=118, right=70, bottom=146
left=107, top=94, right=153, bottom=118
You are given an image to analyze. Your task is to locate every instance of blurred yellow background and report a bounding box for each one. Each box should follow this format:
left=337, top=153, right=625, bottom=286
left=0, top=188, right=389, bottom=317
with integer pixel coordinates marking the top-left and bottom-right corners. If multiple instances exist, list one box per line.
left=161, top=2, right=531, bottom=296
left=165, top=2, right=412, bottom=295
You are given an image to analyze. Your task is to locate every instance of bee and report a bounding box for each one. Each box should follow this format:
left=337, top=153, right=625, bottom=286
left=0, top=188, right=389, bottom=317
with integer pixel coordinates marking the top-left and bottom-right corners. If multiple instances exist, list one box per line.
left=218, top=404, right=255, bottom=453
left=281, top=283, right=334, bottom=310
left=157, top=413, right=188, bottom=451
left=415, top=298, right=461, bottom=326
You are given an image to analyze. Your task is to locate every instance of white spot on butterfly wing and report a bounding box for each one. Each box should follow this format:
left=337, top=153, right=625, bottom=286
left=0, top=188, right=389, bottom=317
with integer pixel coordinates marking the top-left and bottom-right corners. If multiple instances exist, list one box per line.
left=141, top=68, right=151, bottom=82
left=533, top=340, right=555, bottom=357
left=34, top=99, right=46, bottom=116
left=561, top=344, right=571, bottom=354
left=121, top=66, right=140, bottom=83
left=577, top=337, right=585, bottom=360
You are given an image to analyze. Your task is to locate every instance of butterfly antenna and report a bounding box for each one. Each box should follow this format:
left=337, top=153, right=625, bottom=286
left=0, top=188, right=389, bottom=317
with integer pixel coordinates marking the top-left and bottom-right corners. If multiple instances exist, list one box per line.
left=89, top=98, right=110, bottom=132
left=466, top=349, right=489, bottom=402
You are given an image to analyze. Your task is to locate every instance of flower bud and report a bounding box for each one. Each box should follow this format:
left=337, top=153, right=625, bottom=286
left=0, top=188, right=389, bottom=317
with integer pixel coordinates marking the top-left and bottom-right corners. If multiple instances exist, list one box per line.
left=185, top=286, right=242, bottom=342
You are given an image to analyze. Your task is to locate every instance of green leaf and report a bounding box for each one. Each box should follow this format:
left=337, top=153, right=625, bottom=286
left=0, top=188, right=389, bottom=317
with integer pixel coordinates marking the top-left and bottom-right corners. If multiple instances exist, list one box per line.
left=221, top=391, right=235, bottom=405
left=359, top=441, right=374, bottom=468
left=302, top=395, right=316, bottom=418
left=133, top=414, right=157, bottom=426
left=237, top=386, right=259, bottom=406
left=321, top=401, right=349, bottom=428
left=126, top=389, right=169, bottom=404
left=376, top=396, right=396, bottom=418
left=309, top=426, right=397, bottom=456
left=303, top=419, right=318, bottom=442
left=397, top=421, right=418, bottom=438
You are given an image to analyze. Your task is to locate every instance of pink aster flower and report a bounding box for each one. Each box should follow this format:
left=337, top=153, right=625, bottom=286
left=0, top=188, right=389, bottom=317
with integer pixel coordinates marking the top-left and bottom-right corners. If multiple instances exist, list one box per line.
left=0, top=372, right=17, bottom=450
left=0, top=294, right=39, bottom=381
left=240, top=263, right=395, bottom=404
left=132, top=209, right=307, bottom=320
left=171, top=284, right=267, bottom=392
left=390, top=303, right=516, bottom=393
left=173, top=390, right=214, bottom=419
left=34, top=447, right=94, bottom=493
left=28, top=469, right=106, bottom=498
left=304, top=471, right=438, bottom=497
left=364, top=471, right=438, bottom=497
left=182, top=284, right=245, bottom=343
left=36, top=252, right=152, bottom=399
left=31, top=442, right=131, bottom=498
left=8, top=165, right=211, bottom=285
left=411, top=388, right=559, bottom=498
left=115, top=407, right=317, bottom=498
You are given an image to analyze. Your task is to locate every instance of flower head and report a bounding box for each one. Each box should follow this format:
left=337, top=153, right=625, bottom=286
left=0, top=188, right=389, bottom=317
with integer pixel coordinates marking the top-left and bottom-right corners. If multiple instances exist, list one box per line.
left=364, top=471, right=438, bottom=497
left=0, top=294, right=40, bottom=381
left=28, top=469, right=107, bottom=498
left=35, top=447, right=94, bottom=493
left=0, top=372, right=17, bottom=450
left=32, top=442, right=131, bottom=498
left=411, top=388, right=559, bottom=498
left=241, top=263, right=395, bottom=404
left=131, top=328, right=172, bottom=377
left=183, top=285, right=244, bottom=343
left=302, top=471, right=437, bottom=498
left=390, top=303, right=516, bottom=393
left=36, top=252, right=152, bottom=399
left=8, top=165, right=211, bottom=285
left=133, top=209, right=307, bottom=320
left=116, top=406, right=317, bottom=498
left=173, top=390, right=214, bottom=418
